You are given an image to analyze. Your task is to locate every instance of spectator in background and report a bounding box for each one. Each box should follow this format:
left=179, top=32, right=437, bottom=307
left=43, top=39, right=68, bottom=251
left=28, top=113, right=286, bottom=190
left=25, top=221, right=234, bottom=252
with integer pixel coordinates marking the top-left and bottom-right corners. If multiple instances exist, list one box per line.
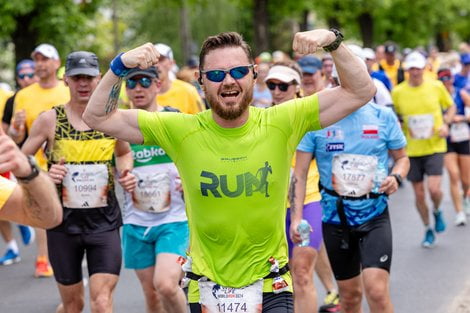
left=454, top=53, right=470, bottom=90
left=321, top=54, right=334, bottom=88
left=155, top=43, right=204, bottom=114
left=252, top=62, right=272, bottom=108
left=378, top=42, right=404, bottom=87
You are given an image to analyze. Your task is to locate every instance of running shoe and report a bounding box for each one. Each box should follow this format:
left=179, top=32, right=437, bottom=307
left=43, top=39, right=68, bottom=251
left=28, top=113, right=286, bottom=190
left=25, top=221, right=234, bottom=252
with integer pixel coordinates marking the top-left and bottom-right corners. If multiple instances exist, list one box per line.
left=454, top=211, right=467, bottom=227
left=421, top=229, right=435, bottom=248
left=18, top=225, right=35, bottom=245
left=319, top=291, right=341, bottom=312
left=433, top=210, right=446, bottom=233
left=0, top=248, right=21, bottom=266
left=35, top=256, right=53, bottom=278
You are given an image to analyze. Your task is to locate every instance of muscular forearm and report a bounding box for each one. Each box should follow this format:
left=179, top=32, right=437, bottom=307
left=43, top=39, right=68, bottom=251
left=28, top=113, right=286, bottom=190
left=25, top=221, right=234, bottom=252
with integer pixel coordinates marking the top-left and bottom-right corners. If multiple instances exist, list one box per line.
left=332, top=44, right=376, bottom=103
left=18, top=171, right=62, bottom=229
left=83, top=69, right=122, bottom=130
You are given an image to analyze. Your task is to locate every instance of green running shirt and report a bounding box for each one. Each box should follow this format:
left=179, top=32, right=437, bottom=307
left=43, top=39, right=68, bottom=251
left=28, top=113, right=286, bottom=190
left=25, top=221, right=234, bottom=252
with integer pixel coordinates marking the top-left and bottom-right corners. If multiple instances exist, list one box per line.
left=138, top=95, right=321, bottom=288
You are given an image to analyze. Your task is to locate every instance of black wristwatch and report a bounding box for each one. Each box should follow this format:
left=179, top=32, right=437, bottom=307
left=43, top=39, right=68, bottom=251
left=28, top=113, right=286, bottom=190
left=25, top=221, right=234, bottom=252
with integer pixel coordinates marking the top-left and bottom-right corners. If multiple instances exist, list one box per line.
left=390, top=173, right=403, bottom=187
left=323, top=29, right=344, bottom=52
left=16, top=155, right=40, bottom=183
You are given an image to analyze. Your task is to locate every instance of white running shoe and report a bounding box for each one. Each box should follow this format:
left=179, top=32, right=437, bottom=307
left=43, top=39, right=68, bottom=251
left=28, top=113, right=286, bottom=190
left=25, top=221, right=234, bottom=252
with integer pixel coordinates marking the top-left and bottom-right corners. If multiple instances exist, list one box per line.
left=455, top=211, right=467, bottom=226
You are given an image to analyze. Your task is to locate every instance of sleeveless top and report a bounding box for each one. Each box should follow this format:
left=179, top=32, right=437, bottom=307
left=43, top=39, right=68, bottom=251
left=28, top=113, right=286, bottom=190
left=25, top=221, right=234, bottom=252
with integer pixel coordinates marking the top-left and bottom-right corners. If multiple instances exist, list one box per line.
left=47, top=105, right=122, bottom=233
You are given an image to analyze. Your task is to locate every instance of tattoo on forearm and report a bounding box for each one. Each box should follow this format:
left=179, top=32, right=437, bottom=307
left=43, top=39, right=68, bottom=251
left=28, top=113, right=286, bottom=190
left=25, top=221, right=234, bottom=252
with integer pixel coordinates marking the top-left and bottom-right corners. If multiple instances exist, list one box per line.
left=289, top=176, right=297, bottom=214
left=105, top=77, right=123, bottom=114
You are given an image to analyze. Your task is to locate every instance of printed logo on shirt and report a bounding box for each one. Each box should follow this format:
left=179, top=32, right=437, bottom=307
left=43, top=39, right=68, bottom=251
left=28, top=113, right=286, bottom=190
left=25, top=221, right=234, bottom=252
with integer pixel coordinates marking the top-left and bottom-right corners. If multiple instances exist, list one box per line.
left=326, top=142, right=344, bottom=152
left=131, top=145, right=173, bottom=166
left=362, top=125, right=379, bottom=139
left=325, top=127, right=344, bottom=140
left=200, top=161, right=272, bottom=198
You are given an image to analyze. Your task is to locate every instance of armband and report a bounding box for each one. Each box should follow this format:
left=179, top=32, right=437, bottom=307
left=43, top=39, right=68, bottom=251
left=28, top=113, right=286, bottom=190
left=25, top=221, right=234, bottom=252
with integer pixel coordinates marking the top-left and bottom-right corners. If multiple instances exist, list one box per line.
left=110, top=53, right=130, bottom=77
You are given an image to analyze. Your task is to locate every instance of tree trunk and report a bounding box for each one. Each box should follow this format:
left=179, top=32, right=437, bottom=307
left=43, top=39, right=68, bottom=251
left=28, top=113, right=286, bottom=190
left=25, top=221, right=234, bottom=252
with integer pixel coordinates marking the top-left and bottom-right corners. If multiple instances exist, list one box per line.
left=253, top=0, right=269, bottom=55
left=358, top=12, right=373, bottom=47
left=300, top=10, right=309, bottom=32
left=435, top=31, right=450, bottom=52
left=12, top=12, right=38, bottom=68
left=179, top=0, right=192, bottom=65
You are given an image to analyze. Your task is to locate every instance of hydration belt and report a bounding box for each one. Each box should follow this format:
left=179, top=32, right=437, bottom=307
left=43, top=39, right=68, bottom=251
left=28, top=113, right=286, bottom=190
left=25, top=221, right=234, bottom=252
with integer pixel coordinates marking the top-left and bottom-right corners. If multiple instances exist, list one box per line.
left=185, top=264, right=290, bottom=281
left=319, top=183, right=385, bottom=250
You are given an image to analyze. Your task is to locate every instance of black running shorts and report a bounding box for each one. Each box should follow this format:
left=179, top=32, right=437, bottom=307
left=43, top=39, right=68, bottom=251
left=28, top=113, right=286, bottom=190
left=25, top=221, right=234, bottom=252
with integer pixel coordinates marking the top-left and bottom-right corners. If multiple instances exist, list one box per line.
left=322, top=209, right=393, bottom=281
left=407, top=153, right=444, bottom=182
left=47, top=228, right=122, bottom=285
left=447, top=140, right=470, bottom=155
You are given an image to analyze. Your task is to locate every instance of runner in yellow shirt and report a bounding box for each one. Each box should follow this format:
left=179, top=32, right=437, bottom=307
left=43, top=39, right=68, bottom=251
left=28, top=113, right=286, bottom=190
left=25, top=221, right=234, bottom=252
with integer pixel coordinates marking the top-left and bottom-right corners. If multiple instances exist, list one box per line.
left=392, top=51, right=454, bottom=248
left=154, top=43, right=204, bottom=114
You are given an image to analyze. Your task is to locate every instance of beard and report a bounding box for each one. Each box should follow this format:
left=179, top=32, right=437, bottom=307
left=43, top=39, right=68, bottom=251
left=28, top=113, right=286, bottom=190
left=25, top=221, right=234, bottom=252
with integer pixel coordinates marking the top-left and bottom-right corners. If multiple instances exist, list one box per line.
left=206, top=83, right=253, bottom=120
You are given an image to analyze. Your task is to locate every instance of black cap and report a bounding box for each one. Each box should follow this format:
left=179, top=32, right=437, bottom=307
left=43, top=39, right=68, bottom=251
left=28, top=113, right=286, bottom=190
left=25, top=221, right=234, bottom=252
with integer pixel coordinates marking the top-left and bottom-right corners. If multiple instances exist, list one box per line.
left=65, top=51, right=99, bottom=77
left=125, top=66, right=159, bottom=79
left=384, top=43, right=396, bottom=54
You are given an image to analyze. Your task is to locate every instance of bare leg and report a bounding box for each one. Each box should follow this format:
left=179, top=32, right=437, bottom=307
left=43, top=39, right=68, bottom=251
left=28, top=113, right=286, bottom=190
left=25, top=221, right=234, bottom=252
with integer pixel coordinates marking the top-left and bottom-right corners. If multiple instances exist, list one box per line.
left=291, top=246, right=318, bottom=313
left=153, top=253, right=187, bottom=313
left=56, top=281, right=85, bottom=313
left=411, top=181, right=429, bottom=226
left=362, top=268, right=393, bottom=313
left=89, top=273, right=119, bottom=313
left=135, top=266, right=165, bottom=313
left=337, top=275, right=363, bottom=313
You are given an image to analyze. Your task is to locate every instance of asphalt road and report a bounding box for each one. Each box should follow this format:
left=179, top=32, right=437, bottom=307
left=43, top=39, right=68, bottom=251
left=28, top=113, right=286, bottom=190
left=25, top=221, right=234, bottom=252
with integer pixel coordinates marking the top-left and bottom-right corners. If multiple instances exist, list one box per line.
left=1, top=177, right=470, bottom=313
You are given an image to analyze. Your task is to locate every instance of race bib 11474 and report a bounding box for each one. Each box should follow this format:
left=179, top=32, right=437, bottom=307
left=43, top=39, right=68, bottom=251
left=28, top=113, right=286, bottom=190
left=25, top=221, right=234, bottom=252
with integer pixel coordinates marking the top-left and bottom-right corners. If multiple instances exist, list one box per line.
left=199, top=280, right=263, bottom=313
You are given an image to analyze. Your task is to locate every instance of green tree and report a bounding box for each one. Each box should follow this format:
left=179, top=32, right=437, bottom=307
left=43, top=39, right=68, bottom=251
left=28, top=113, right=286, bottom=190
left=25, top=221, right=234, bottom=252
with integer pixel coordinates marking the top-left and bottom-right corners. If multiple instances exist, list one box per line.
left=0, top=0, right=102, bottom=67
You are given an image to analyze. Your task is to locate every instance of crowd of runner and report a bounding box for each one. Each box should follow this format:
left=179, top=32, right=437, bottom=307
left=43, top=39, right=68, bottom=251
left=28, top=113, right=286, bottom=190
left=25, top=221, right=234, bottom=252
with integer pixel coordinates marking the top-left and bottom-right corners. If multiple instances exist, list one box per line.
left=0, top=28, right=469, bottom=313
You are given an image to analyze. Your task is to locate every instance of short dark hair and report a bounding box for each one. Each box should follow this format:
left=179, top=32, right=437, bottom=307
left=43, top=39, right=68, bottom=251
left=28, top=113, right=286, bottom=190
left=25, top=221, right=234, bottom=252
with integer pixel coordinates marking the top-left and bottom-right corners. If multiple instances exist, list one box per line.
left=199, top=32, right=253, bottom=70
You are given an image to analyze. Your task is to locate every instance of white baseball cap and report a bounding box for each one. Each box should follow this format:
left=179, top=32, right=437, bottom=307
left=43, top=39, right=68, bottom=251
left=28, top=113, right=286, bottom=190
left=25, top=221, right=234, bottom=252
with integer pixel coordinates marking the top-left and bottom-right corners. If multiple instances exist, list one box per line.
left=265, top=65, right=301, bottom=85
left=404, top=51, right=426, bottom=70
left=362, top=48, right=376, bottom=60
left=154, top=43, right=174, bottom=60
left=31, top=43, right=59, bottom=60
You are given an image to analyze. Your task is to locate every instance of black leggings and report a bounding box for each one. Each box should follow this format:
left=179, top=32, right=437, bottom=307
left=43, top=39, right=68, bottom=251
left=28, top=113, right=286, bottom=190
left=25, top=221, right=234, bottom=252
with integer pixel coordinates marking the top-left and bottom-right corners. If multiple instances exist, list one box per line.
left=190, top=291, right=293, bottom=313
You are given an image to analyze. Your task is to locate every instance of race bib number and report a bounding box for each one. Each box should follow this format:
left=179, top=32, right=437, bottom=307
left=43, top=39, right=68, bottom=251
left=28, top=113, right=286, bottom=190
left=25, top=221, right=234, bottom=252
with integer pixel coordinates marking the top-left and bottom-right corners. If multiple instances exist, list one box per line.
left=62, top=164, right=108, bottom=208
left=450, top=122, right=470, bottom=143
left=408, top=114, right=434, bottom=139
left=199, top=280, right=263, bottom=313
left=332, top=154, right=377, bottom=197
left=132, top=172, right=171, bottom=213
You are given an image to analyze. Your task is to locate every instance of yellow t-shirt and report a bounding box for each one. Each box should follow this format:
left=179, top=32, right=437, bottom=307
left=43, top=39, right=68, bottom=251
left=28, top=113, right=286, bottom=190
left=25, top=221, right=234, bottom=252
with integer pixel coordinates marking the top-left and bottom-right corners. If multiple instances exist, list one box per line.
left=379, top=59, right=401, bottom=87
left=0, top=89, right=13, bottom=122
left=0, top=176, right=16, bottom=211
left=14, top=82, right=70, bottom=169
left=157, top=79, right=203, bottom=114
left=392, top=79, right=453, bottom=157
left=291, top=157, right=321, bottom=204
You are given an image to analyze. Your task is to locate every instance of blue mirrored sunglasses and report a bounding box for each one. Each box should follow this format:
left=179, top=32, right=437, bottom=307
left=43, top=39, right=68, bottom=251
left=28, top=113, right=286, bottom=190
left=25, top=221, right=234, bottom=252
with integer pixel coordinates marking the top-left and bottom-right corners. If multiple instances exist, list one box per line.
left=126, top=77, right=153, bottom=89
left=201, top=65, right=254, bottom=82
left=18, top=73, right=34, bottom=79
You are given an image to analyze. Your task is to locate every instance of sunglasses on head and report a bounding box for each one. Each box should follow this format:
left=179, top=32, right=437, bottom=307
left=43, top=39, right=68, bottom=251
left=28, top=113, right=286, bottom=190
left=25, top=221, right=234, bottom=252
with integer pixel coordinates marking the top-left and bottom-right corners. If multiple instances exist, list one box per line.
left=126, top=77, right=153, bottom=89
left=267, top=81, right=292, bottom=92
left=201, top=65, right=254, bottom=83
left=18, top=73, right=34, bottom=79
